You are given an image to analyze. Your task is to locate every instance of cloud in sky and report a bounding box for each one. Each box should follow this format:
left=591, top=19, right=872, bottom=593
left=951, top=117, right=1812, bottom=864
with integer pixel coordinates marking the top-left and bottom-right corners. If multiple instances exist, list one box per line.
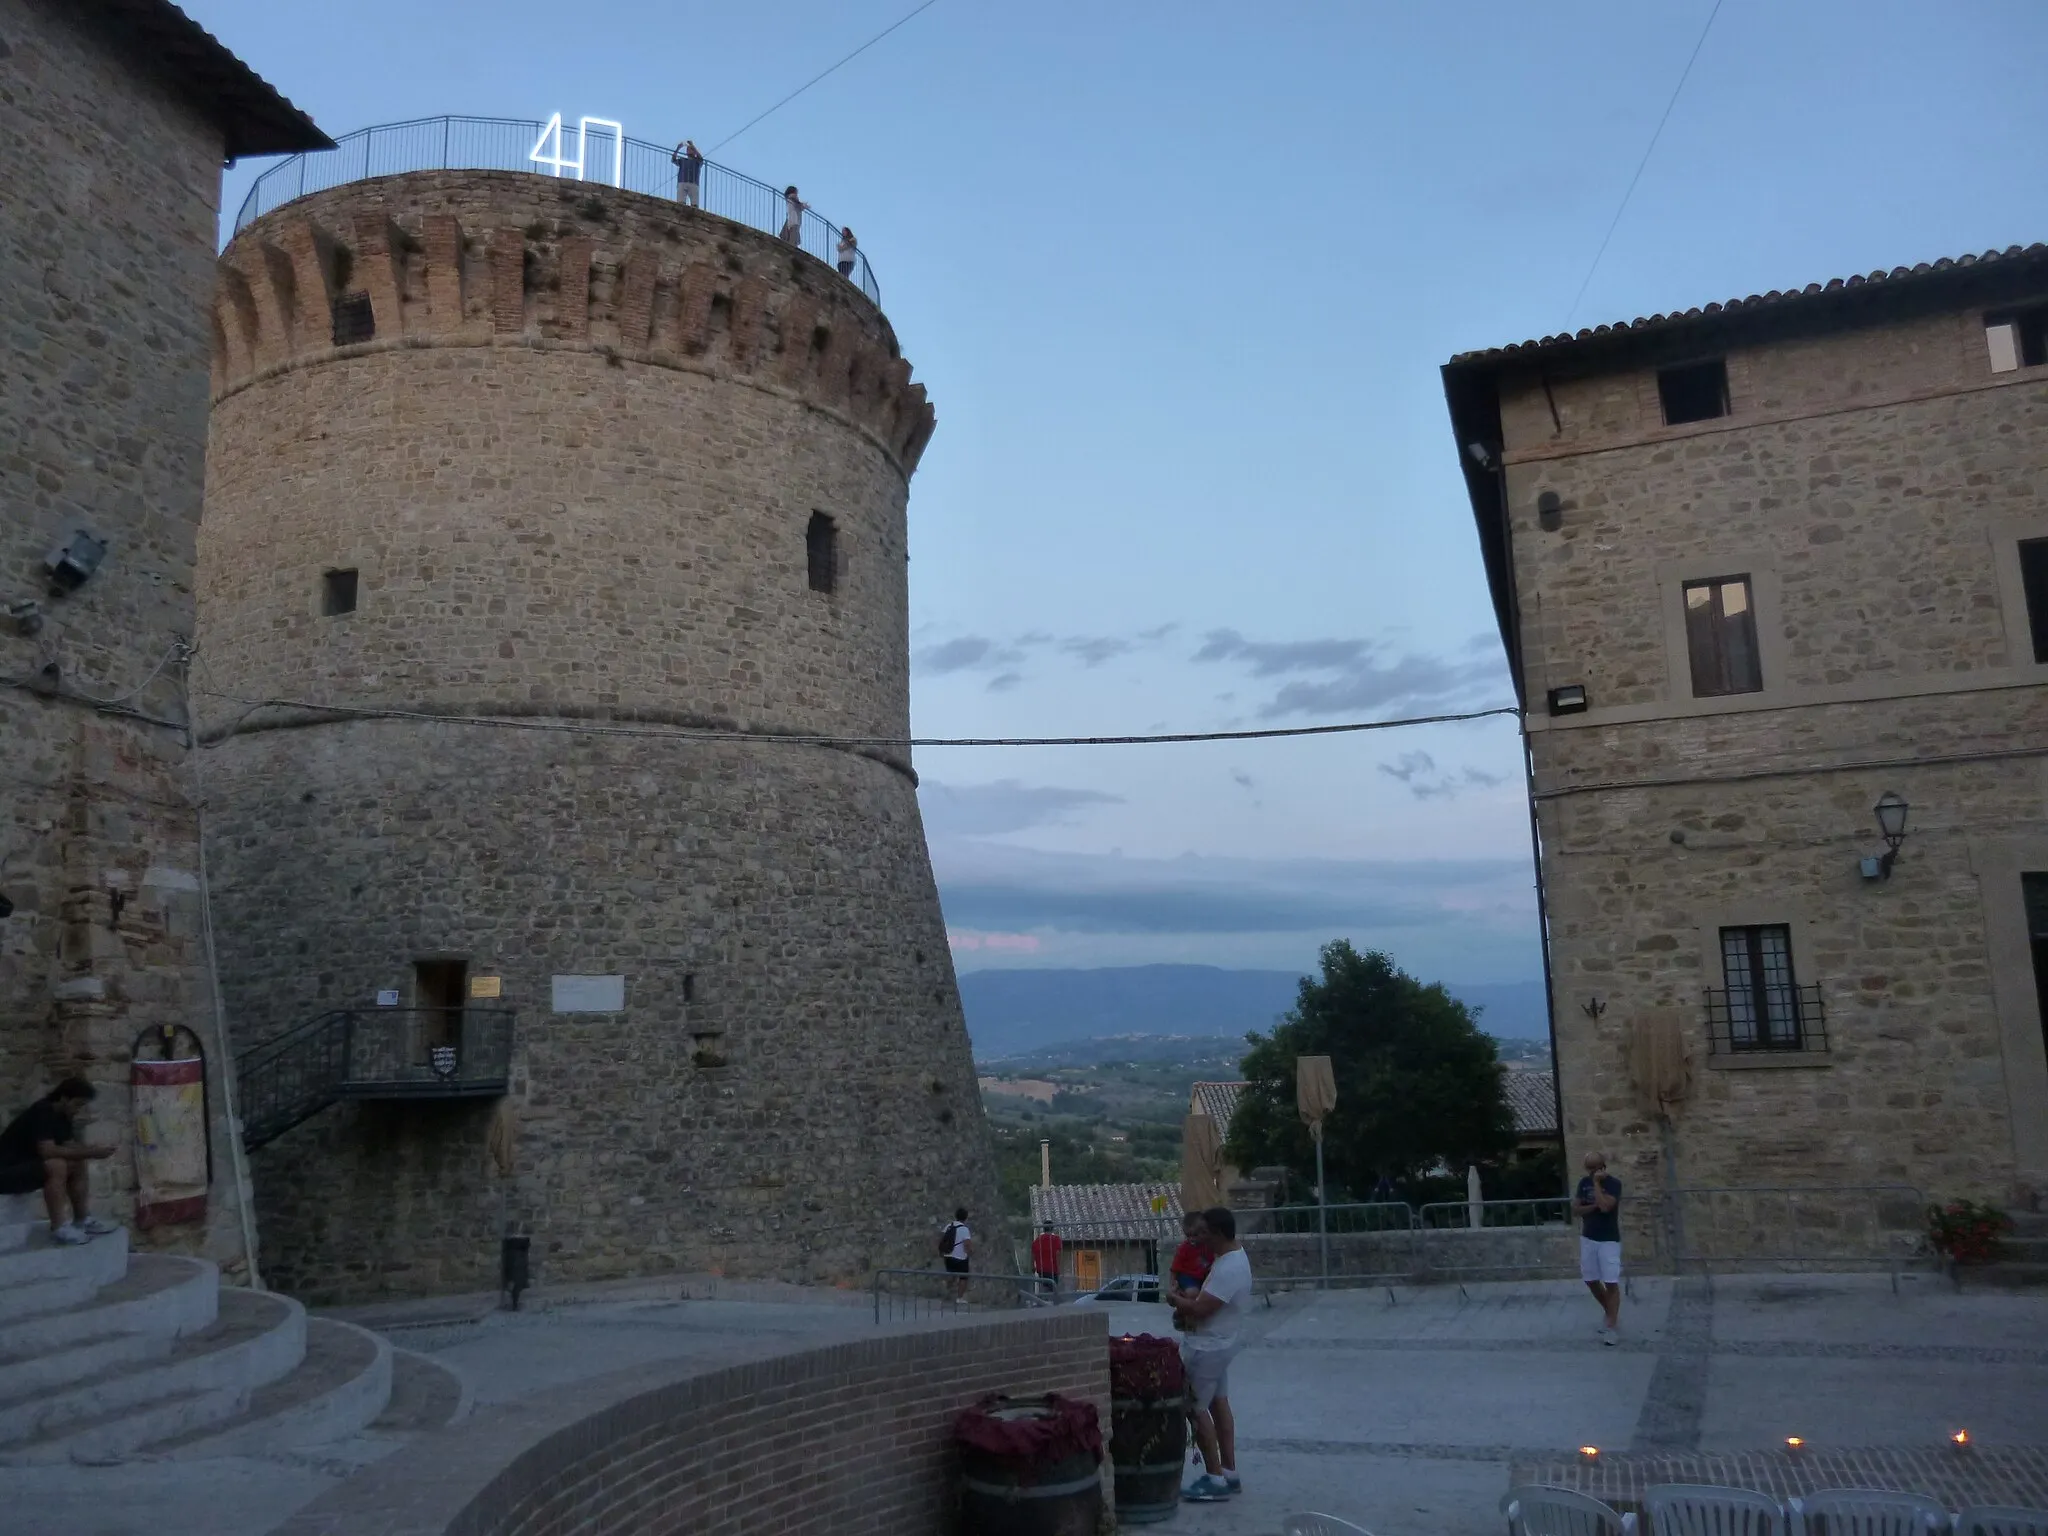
left=1378, top=752, right=1508, bottom=800
left=920, top=779, right=1123, bottom=839
left=1193, top=628, right=1505, bottom=719
left=915, top=635, right=1021, bottom=675
left=929, top=837, right=1533, bottom=944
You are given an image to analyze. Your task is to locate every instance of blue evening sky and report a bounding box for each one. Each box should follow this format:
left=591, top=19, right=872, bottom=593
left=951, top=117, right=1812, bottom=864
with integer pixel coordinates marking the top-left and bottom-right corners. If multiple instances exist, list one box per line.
left=190, top=1, right=2048, bottom=984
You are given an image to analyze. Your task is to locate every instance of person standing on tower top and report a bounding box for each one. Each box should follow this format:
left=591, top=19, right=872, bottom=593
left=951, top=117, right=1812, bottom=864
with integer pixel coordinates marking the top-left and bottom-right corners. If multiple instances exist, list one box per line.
left=836, top=227, right=859, bottom=279
left=780, top=186, right=807, bottom=245
left=672, top=140, right=703, bottom=207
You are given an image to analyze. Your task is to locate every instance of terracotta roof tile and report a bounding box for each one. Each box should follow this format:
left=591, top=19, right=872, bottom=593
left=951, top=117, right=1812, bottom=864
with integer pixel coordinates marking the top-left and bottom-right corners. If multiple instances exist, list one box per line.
left=1190, top=1080, right=1247, bottom=1131
left=1029, top=1182, right=1180, bottom=1237
left=1447, top=244, right=2048, bottom=365
left=1506, top=1068, right=1558, bottom=1138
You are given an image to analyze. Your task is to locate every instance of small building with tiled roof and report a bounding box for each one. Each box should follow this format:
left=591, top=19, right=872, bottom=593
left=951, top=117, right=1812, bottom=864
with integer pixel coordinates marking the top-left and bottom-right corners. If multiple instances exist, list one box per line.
left=1504, top=1068, right=1560, bottom=1153
left=1189, top=1080, right=1246, bottom=1133
left=1029, top=1182, right=1179, bottom=1292
left=1440, top=240, right=2048, bottom=1215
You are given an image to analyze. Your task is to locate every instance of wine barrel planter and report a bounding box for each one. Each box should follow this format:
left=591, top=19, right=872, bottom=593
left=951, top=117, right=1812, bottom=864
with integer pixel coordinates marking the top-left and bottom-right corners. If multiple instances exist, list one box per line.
left=955, top=1394, right=1104, bottom=1536
left=1108, top=1333, right=1189, bottom=1524
left=1109, top=1396, right=1187, bottom=1523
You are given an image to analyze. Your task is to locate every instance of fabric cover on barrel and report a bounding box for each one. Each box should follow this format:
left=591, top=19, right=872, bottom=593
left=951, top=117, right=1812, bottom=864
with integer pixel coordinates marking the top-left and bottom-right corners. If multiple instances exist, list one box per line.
left=1108, top=1335, right=1187, bottom=1525
left=955, top=1394, right=1103, bottom=1536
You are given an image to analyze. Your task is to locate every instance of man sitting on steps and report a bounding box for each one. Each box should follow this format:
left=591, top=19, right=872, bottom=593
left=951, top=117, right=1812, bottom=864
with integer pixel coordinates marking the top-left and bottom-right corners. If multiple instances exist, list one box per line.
left=0, top=1077, right=118, bottom=1245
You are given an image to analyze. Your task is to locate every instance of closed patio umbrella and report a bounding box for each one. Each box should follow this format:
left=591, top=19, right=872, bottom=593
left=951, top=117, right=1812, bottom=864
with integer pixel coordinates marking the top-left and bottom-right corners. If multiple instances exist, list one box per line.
left=1297, top=1055, right=1338, bottom=1286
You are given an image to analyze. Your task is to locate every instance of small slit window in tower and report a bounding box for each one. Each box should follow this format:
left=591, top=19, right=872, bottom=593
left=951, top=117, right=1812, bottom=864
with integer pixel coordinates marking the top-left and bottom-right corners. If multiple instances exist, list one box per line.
left=1657, top=359, right=1729, bottom=425
left=807, top=512, right=837, bottom=594
left=331, top=291, right=376, bottom=345
left=322, top=569, right=358, bottom=616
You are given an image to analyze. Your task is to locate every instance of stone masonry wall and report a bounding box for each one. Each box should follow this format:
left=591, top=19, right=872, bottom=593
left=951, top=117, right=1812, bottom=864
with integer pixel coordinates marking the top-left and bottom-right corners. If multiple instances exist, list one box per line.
left=1489, top=295, right=2048, bottom=1220
left=198, top=172, right=993, bottom=1301
left=0, top=0, right=252, bottom=1272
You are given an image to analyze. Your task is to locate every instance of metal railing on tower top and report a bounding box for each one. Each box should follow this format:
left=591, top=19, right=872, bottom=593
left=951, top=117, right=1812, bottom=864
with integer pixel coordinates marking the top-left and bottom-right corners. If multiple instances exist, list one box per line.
left=231, top=114, right=881, bottom=305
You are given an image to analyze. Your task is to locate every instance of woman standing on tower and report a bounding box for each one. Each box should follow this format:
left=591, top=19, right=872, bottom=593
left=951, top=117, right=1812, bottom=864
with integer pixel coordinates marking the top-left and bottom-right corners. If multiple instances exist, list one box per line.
left=780, top=185, right=807, bottom=245
left=836, top=227, right=858, bottom=278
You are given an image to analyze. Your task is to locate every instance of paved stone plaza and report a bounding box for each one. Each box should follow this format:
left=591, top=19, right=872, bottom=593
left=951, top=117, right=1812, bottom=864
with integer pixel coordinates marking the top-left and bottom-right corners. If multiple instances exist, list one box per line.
left=3, top=1271, right=2045, bottom=1535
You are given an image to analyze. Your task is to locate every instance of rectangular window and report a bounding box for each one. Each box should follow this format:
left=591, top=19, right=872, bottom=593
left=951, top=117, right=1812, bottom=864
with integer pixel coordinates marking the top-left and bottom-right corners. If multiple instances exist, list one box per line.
left=331, top=291, right=376, bottom=346
left=322, top=569, right=359, bottom=616
left=1718, top=925, right=1803, bottom=1050
left=2019, top=539, right=2048, bottom=664
left=1658, top=359, right=1729, bottom=425
left=2024, top=874, right=2048, bottom=1071
left=1986, top=308, right=2048, bottom=373
left=1683, top=576, right=1762, bottom=696
left=806, top=512, right=837, bottom=594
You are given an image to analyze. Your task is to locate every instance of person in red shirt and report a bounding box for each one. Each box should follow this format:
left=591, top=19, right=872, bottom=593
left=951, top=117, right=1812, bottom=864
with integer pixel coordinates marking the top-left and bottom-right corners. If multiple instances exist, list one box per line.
left=1169, top=1210, right=1213, bottom=1296
left=1030, top=1224, right=1063, bottom=1295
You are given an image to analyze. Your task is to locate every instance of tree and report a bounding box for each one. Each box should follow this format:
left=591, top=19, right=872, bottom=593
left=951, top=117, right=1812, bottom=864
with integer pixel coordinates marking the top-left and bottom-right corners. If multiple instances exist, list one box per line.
left=1221, top=941, right=1516, bottom=1196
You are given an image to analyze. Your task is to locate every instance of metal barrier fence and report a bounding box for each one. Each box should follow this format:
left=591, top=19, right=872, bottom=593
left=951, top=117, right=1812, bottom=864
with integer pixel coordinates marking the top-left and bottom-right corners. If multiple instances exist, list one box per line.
left=872, top=1267, right=1050, bottom=1325
left=231, top=115, right=882, bottom=304
left=1647, top=1184, right=1927, bottom=1290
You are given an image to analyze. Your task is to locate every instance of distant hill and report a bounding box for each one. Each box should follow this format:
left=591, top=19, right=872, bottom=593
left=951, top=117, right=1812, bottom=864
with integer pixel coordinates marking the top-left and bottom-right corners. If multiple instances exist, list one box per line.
left=956, top=965, right=1548, bottom=1058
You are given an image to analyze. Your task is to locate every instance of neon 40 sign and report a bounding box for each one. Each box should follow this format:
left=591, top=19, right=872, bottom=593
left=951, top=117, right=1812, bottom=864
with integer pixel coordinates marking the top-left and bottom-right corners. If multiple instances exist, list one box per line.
left=530, top=113, right=624, bottom=187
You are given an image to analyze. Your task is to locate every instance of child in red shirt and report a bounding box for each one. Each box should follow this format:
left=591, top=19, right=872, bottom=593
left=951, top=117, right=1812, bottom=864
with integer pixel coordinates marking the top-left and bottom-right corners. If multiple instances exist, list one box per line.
left=1169, top=1211, right=1212, bottom=1295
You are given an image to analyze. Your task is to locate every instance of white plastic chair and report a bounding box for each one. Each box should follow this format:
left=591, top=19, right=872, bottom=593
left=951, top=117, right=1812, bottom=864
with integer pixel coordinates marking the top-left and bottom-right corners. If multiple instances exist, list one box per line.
left=1503, top=1484, right=1639, bottom=1535
left=1643, top=1484, right=1790, bottom=1536
left=1283, top=1516, right=1374, bottom=1536
left=1789, top=1489, right=1947, bottom=1535
left=1953, top=1511, right=2048, bottom=1536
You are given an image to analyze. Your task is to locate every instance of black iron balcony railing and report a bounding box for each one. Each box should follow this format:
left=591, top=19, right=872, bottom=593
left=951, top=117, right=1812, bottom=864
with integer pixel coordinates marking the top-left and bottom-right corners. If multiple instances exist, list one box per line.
left=236, top=1006, right=514, bottom=1151
left=231, top=115, right=880, bottom=304
left=1702, top=983, right=1827, bottom=1055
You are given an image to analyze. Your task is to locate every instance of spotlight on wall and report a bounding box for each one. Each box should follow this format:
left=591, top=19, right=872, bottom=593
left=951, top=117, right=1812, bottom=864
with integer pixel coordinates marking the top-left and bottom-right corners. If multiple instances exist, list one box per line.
left=44, top=531, right=107, bottom=595
left=1465, top=441, right=1500, bottom=472
left=1537, top=490, right=1564, bottom=531
left=1859, top=792, right=1911, bottom=880
left=1547, top=684, right=1588, bottom=716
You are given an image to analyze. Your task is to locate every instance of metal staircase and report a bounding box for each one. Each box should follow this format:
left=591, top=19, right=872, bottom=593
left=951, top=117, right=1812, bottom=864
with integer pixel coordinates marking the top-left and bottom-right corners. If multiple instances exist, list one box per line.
left=235, top=1008, right=514, bottom=1151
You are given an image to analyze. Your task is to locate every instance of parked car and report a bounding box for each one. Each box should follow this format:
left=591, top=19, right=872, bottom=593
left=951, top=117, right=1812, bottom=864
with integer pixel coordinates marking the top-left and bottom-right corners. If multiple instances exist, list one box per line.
left=1070, top=1273, right=1162, bottom=1305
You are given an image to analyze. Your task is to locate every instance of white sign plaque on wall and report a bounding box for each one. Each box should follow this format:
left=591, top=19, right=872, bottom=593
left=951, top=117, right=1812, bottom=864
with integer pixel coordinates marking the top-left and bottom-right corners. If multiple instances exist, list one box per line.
left=529, top=113, right=624, bottom=187
left=375, top=989, right=400, bottom=1007
left=552, top=974, right=626, bottom=1013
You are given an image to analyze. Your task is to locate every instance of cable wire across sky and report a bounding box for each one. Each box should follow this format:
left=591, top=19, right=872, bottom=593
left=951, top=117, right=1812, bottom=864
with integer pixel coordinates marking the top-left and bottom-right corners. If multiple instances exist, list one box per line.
left=710, top=0, right=943, bottom=153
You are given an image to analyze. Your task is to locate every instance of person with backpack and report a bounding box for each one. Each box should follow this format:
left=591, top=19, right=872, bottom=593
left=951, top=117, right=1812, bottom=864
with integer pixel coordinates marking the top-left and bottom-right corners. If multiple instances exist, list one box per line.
left=938, top=1206, right=972, bottom=1301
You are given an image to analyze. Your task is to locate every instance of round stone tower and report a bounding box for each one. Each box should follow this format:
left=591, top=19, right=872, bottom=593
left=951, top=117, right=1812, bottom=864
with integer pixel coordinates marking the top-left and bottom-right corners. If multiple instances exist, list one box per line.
left=197, top=169, right=995, bottom=1302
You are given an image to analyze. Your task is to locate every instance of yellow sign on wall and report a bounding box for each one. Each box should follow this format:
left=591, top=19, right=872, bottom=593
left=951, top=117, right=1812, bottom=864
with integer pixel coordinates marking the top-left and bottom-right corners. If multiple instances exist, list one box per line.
left=469, top=976, right=502, bottom=999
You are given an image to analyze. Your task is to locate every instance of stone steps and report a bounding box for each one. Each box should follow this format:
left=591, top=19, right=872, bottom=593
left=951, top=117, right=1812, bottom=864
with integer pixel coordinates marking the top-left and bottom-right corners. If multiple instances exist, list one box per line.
left=374, top=1346, right=472, bottom=1433
left=0, top=1190, right=410, bottom=1462
left=147, top=1317, right=391, bottom=1459
left=0, top=1287, right=305, bottom=1458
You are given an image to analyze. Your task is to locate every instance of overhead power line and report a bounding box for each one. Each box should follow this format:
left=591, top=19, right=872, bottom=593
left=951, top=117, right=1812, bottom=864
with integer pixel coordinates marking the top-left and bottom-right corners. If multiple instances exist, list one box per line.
left=711, top=0, right=943, bottom=153
left=1564, top=0, right=1725, bottom=328
left=191, top=688, right=1520, bottom=750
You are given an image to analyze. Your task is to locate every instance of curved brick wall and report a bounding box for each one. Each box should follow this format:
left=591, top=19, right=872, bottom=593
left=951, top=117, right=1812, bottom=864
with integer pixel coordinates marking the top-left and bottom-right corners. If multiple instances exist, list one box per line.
left=270, top=1313, right=1111, bottom=1536
left=197, top=172, right=992, bottom=1301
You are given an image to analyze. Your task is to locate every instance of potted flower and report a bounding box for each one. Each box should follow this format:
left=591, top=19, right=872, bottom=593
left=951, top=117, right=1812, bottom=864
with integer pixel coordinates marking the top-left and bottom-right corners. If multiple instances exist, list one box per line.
left=1927, top=1200, right=2012, bottom=1266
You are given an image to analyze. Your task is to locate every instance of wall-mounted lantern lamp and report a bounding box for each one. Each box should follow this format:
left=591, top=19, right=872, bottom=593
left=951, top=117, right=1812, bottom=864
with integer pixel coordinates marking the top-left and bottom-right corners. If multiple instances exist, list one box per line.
left=1859, top=792, right=1910, bottom=880
left=1547, top=684, right=1588, bottom=716
left=44, top=530, right=106, bottom=595
left=1537, top=490, right=1564, bottom=531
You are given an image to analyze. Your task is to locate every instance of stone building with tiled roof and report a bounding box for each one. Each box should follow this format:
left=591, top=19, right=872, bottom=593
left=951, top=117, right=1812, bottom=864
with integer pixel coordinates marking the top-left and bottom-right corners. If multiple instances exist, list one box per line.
left=1443, top=242, right=2048, bottom=1220
left=1029, top=1182, right=1179, bottom=1291
left=1504, top=1068, right=1560, bottom=1154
